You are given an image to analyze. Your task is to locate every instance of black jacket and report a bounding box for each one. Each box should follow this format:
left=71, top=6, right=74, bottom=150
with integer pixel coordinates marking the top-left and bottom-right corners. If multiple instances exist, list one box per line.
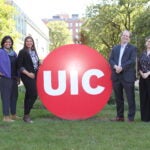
left=17, top=49, right=40, bottom=76
left=109, top=43, right=137, bottom=82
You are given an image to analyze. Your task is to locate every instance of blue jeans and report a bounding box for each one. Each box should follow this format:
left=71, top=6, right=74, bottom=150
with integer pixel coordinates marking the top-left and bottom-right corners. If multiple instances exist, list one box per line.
left=0, top=77, right=18, bottom=116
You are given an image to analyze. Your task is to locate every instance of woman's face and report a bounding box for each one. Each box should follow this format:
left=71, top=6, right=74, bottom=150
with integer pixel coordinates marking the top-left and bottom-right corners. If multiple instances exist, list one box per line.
left=25, top=38, right=33, bottom=49
left=3, top=39, right=12, bottom=50
left=146, top=39, right=150, bottom=49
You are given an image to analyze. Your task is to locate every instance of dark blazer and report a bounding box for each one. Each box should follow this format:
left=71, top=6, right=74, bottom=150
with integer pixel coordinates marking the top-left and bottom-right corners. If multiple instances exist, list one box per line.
left=17, top=49, right=40, bottom=77
left=109, top=43, right=137, bottom=83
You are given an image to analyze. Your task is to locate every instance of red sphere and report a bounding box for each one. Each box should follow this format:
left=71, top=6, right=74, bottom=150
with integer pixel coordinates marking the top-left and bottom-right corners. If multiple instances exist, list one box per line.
left=37, top=44, right=112, bottom=120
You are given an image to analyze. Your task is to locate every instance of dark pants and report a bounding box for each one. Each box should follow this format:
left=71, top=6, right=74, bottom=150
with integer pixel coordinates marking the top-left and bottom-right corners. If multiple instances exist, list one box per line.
left=10, top=79, right=18, bottom=115
left=113, top=79, right=136, bottom=120
left=139, top=77, right=150, bottom=122
left=0, top=77, right=18, bottom=116
left=21, top=75, right=37, bottom=115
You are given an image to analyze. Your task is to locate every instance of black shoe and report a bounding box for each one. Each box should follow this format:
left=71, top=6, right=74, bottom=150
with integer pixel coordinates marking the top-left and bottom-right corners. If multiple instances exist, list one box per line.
left=23, top=115, right=33, bottom=123
left=127, top=119, right=134, bottom=123
left=110, top=117, right=124, bottom=122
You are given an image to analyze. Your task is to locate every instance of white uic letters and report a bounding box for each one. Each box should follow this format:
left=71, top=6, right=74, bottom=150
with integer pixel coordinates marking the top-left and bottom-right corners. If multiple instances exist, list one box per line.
left=44, top=71, right=66, bottom=96
left=43, top=69, right=105, bottom=96
left=82, top=69, right=105, bottom=95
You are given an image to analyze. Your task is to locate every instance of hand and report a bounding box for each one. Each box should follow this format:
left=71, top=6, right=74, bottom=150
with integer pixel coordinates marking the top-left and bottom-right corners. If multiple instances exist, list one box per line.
left=39, top=60, right=43, bottom=65
left=114, top=65, right=122, bottom=74
left=142, top=72, right=150, bottom=79
left=27, top=72, right=35, bottom=79
left=16, top=78, right=20, bottom=85
left=116, top=66, right=123, bottom=73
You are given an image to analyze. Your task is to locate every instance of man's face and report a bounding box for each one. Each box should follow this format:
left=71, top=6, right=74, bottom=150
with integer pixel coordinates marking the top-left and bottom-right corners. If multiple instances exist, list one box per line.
left=121, top=31, right=130, bottom=44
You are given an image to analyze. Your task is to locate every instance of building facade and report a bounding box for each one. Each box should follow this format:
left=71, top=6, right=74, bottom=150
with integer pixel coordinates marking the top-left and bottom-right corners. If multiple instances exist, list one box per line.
left=6, top=0, right=50, bottom=59
left=67, top=14, right=83, bottom=43
left=44, top=14, right=83, bottom=43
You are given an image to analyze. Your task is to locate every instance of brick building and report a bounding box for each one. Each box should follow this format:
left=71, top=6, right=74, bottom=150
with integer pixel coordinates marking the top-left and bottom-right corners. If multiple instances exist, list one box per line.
left=43, top=14, right=83, bottom=43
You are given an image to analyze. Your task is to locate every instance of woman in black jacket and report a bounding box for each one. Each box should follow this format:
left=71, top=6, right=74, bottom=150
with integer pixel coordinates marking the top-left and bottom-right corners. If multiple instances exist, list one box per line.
left=17, top=36, right=40, bottom=123
left=139, top=36, right=150, bottom=122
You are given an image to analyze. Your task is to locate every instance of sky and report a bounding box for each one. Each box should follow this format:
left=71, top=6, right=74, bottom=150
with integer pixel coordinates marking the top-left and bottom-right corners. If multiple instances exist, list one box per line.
left=15, top=0, right=98, bottom=19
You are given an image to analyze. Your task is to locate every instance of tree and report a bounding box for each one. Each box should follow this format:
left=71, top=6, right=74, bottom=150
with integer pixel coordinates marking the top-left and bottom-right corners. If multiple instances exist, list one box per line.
left=81, top=3, right=121, bottom=58
left=0, top=0, right=18, bottom=44
left=134, top=6, right=150, bottom=54
left=47, top=21, right=72, bottom=50
left=80, top=0, right=149, bottom=58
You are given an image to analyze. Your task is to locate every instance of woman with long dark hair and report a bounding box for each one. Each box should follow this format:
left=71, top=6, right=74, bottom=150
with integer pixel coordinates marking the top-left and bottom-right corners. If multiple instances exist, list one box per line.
left=0, top=35, right=19, bottom=122
left=17, top=36, right=40, bottom=123
left=139, top=36, right=150, bottom=122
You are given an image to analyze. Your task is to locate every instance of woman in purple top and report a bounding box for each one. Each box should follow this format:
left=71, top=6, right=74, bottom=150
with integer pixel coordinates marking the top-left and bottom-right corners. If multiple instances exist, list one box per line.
left=0, top=35, right=19, bottom=122
left=139, top=36, right=150, bottom=122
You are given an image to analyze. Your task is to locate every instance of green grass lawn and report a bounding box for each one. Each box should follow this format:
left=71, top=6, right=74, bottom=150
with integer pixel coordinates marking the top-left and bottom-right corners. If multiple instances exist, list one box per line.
left=0, top=87, right=149, bottom=150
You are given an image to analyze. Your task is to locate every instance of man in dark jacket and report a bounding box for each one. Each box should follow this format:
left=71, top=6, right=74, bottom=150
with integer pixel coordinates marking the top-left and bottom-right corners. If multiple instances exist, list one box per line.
left=109, top=30, right=137, bottom=122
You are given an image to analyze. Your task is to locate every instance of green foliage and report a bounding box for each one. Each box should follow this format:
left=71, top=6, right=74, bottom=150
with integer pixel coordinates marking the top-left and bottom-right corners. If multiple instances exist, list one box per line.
left=133, top=6, right=150, bottom=54
left=47, top=21, right=72, bottom=50
left=80, top=0, right=149, bottom=58
left=0, top=0, right=19, bottom=45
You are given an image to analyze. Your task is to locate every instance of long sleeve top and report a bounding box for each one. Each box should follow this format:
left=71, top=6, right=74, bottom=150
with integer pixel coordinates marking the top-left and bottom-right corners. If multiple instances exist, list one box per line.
left=138, top=50, right=150, bottom=73
left=0, top=48, right=17, bottom=78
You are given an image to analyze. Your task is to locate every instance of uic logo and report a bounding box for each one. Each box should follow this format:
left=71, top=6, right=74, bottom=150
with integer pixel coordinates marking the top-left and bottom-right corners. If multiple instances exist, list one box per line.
left=43, top=69, right=104, bottom=96
left=37, top=44, right=112, bottom=120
